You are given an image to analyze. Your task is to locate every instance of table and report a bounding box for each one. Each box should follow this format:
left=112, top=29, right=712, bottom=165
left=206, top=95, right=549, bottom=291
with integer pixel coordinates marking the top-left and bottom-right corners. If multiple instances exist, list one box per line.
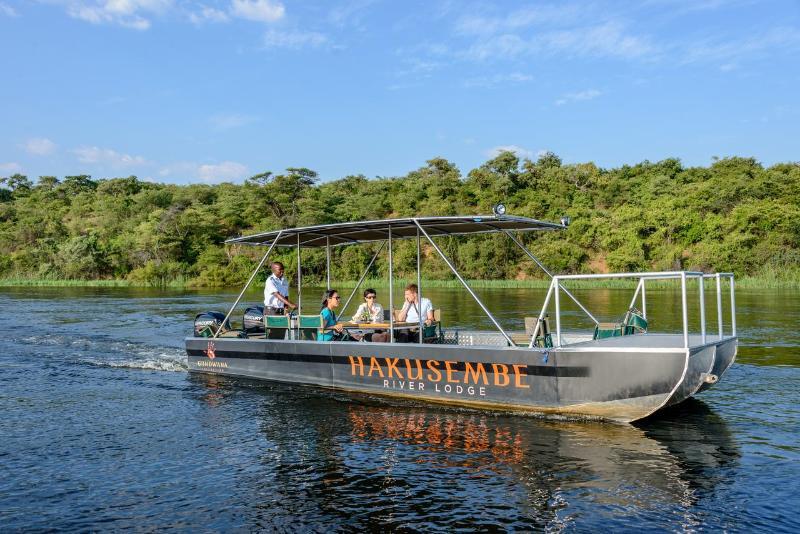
left=337, top=321, right=419, bottom=341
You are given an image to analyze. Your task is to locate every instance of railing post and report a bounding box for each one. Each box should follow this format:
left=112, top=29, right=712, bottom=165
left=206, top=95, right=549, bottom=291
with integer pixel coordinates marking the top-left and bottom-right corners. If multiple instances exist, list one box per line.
left=554, top=276, right=562, bottom=347
left=297, top=233, right=302, bottom=315
left=326, top=237, right=331, bottom=290
left=681, top=272, right=689, bottom=349
left=417, top=227, right=423, bottom=345
left=730, top=276, right=737, bottom=337
left=641, top=278, right=647, bottom=320
left=716, top=274, right=723, bottom=339
left=388, top=227, right=394, bottom=344
left=699, top=275, right=706, bottom=344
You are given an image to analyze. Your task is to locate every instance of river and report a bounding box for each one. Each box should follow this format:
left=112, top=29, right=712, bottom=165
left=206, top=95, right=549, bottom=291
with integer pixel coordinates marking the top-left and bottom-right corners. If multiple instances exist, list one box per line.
left=1, top=286, right=798, bottom=531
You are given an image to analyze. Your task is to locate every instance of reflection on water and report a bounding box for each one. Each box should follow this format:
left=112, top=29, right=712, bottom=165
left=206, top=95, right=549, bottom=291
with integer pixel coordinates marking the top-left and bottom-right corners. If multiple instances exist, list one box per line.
left=188, top=372, right=744, bottom=530
left=0, top=287, right=798, bottom=531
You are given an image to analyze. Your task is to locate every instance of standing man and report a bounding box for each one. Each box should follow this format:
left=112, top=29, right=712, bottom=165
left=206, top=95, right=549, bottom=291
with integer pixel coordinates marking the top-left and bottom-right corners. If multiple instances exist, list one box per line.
left=396, top=283, right=434, bottom=343
left=264, top=261, right=296, bottom=339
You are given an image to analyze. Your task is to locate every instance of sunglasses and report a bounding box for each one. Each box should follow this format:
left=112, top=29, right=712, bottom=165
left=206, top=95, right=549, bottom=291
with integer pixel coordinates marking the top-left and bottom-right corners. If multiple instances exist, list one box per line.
left=365, top=295, right=376, bottom=299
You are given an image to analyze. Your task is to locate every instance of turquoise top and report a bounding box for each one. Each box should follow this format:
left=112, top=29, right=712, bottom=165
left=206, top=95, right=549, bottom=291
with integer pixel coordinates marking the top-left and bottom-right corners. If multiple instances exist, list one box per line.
left=319, top=308, right=337, bottom=342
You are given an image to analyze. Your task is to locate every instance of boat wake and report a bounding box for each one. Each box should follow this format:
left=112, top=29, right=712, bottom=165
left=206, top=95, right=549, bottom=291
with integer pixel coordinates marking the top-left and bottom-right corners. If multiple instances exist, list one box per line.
left=18, top=334, right=188, bottom=372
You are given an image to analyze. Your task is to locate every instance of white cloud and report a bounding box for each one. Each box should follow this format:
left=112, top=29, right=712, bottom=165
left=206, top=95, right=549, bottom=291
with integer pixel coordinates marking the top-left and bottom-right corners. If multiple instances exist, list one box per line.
left=0, top=2, right=18, bottom=16
left=231, top=0, right=284, bottom=23
left=0, top=162, right=23, bottom=174
left=463, top=72, right=533, bottom=88
left=455, top=5, right=583, bottom=37
left=555, top=89, right=601, bottom=106
left=487, top=145, right=533, bottom=159
left=73, top=146, right=147, bottom=167
left=159, top=160, right=249, bottom=183
left=23, top=138, right=58, bottom=156
left=197, top=161, right=248, bottom=182
left=465, top=21, right=655, bottom=61
left=66, top=0, right=173, bottom=30
left=189, top=5, right=229, bottom=24
left=328, top=0, right=376, bottom=29
left=263, top=29, right=327, bottom=49
left=681, top=26, right=800, bottom=64
left=209, top=113, right=258, bottom=130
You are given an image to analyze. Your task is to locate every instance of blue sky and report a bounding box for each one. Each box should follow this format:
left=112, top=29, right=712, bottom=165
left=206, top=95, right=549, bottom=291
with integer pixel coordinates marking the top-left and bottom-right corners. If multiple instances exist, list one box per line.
left=1, top=0, right=799, bottom=184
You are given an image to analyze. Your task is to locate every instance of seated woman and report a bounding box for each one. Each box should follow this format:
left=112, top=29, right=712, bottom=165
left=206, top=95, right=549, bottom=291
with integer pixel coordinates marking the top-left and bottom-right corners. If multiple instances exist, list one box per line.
left=319, top=289, right=360, bottom=342
left=351, top=288, right=384, bottom=323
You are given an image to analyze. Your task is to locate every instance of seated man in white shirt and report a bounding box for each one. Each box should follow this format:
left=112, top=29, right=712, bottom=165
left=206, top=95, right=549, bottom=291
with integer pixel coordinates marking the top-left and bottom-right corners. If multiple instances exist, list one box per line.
left=264, top=261, right=296, bottom=339
left=396, top=283, right=433, bottom=343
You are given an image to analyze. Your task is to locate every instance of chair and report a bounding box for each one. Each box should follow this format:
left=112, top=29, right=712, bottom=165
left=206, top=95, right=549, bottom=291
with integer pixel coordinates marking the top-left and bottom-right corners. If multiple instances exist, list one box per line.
left=265, top=314, right=290, bottom=340
left=423, top=309, right=442, bottom=344
left=298, top=314, right=324, bottom=341
left=531, top=316, right=553, bottom=348
left=593, top=308, right=648, bottom=340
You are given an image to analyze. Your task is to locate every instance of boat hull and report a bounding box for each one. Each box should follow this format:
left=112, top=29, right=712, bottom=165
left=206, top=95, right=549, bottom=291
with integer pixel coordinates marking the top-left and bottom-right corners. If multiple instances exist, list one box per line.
left=185, top=334, right=737, bottom=423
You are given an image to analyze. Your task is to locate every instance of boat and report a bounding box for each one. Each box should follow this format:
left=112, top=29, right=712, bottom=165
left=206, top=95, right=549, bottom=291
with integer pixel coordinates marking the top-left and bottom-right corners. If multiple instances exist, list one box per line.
left=185, top=211, right=737, bottom=423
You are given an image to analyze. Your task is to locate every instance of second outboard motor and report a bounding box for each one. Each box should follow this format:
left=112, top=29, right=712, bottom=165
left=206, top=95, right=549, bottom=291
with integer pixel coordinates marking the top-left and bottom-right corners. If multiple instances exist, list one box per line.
left=194, top=311, right=231, bottom=337
left=243, top=305, right=265, bottom=334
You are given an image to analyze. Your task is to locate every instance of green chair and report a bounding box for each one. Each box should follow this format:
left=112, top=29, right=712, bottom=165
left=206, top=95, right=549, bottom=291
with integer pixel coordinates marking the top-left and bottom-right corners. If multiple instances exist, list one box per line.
left=423, top=309, right=443, bottom=344
left=298, top=314, right=324, bottom=341
left=265, top=314, right=290, bottom=339
left=593, top=308, right=648, bottom=340
left=532, top=315, right=553, bottom=348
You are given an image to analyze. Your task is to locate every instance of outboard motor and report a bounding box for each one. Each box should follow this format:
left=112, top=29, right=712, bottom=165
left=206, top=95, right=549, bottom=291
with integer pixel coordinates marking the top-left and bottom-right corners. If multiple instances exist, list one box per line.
left=243, top=305, right=265, bottom=334
left=194, top=311, right=231, bottom=337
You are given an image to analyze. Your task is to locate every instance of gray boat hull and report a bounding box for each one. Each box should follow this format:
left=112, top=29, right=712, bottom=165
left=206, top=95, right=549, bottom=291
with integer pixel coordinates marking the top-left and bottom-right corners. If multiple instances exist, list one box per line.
left=185, top=334, right=737, bottom=423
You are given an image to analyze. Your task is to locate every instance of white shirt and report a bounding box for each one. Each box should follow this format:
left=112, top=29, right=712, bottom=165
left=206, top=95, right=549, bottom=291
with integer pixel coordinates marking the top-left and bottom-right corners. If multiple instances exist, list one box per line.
left=352, top=302, right=384, bottom=323
left=404, top=297, right=432, bottom=323
left=264, top=274, right=289, bottom=308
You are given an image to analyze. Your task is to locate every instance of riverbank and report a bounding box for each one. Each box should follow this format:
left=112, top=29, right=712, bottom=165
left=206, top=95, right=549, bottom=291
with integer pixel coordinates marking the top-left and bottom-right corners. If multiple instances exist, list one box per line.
left=1, top=272, right=798, bottom=290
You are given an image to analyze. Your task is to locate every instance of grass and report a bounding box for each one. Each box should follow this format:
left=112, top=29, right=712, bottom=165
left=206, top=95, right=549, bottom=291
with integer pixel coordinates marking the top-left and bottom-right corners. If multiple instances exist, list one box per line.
left=1, top=271, right=798, bottom=290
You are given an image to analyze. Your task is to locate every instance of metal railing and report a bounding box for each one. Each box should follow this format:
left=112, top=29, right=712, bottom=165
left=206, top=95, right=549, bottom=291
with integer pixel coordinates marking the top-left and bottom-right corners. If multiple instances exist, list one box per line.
left=539, top=271, right=736, bottom=349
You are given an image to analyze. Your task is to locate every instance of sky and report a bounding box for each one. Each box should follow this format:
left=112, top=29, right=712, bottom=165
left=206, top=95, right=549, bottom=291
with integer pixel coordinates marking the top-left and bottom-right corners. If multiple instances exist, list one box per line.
left=1, top=0, right=799, bottom=184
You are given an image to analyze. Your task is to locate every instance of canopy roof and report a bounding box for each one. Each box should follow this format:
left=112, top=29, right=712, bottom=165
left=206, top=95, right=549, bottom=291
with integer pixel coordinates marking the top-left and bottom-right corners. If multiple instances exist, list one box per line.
left=226, top=215, right=564, bottom=247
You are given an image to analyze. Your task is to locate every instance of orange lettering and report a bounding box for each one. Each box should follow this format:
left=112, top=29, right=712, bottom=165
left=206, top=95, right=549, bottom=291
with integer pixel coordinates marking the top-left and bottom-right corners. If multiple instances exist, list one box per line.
left=368, top=357, right=384, bottom=378
left=426, top=359, right=442, bottom=382
left=444, top=360, right=458, bottom=383
left=512, top=364, right=530, bottom=389
left=464, top=362, right=488, bottom=385
left=405, top=359, right=423, bottom=380
left=492, top=363, right=510, bottom=386
left=385, top=358, right=404, bottom=379
left=348, top=355, right=365, bottom=376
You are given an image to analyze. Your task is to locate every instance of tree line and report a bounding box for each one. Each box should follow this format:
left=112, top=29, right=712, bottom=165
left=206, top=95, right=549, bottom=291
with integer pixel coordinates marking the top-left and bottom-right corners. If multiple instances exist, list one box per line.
left=1, top=152, right=798, bottom=286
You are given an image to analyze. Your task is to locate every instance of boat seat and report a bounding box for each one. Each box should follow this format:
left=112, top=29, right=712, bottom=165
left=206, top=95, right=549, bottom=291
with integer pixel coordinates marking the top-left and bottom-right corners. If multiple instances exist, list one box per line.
left=265, top=314, right=290, bottom=338
left=298, top=314, right=323, bottom=341
left=593, top=308, right=648, bottom=340
left=218, top=330, right=247, bottom=338
left=423, top=309, right=442, bottom=344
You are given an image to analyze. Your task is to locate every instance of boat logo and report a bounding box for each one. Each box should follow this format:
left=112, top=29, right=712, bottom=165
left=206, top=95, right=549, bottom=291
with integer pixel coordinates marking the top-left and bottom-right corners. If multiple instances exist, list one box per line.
left=205, top=341, right=216, bottom=359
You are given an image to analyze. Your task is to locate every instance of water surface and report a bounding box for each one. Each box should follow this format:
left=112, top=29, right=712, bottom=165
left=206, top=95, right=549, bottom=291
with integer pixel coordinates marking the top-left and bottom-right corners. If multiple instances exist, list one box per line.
left=1, top=286, right=798, bottom=531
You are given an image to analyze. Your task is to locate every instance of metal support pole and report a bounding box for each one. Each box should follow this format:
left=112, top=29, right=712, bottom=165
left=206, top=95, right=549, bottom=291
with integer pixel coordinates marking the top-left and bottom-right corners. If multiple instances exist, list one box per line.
left=214, top=232, right=281, bottom=338
left=699, top=275, right=706, bottom=344
left=538, top=280, right=555, bottom=322
left=730, top=277, right=737, bottom=337
left=297, top=234, right=302, bottom=316
left=340, top=241, right=387, bottom=318
left=681, top=272, right=689, bottom=349
left=628, top=279, right=643, bottom=310
left=716, top=274, right=723, bottom=339
left=554, top=276, right=562, bottom=347
left=504, top=230, right=599, bottom=325
left=417, top=228, right=423, bottom=344
left=326, top=237, right=331, bottom=290
left=388, top=227, right=394, bottom=343
left=415, top=220, right=514, bottom=346
left=641, top=279, right=647, bottom=320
